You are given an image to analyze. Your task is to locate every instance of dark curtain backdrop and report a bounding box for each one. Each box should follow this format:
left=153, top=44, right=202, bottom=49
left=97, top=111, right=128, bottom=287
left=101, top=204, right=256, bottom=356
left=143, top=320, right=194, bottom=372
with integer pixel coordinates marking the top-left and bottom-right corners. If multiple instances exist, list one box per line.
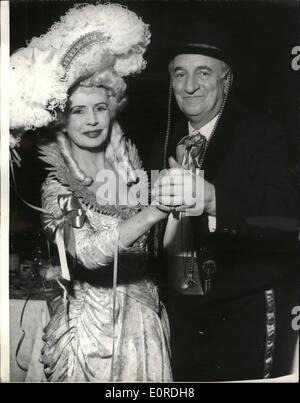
left=9, top=0, right=299, bottom=242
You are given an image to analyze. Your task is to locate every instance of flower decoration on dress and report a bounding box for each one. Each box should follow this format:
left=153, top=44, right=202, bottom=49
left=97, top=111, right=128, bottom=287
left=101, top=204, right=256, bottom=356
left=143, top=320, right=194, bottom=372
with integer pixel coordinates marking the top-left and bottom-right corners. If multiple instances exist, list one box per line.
left=10, top=3, right=151, bottom=134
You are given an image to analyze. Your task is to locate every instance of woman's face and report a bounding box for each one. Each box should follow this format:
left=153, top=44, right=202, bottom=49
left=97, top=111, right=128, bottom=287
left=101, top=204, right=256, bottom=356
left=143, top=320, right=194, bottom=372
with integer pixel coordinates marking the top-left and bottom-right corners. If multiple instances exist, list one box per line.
left=65, top=86, right=111, bottom=150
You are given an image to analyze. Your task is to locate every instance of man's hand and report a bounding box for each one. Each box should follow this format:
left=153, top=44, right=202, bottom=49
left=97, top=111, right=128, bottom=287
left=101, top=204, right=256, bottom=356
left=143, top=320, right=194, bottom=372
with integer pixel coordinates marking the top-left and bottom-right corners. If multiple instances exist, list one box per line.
left=152, top=156, right=216, bottom=216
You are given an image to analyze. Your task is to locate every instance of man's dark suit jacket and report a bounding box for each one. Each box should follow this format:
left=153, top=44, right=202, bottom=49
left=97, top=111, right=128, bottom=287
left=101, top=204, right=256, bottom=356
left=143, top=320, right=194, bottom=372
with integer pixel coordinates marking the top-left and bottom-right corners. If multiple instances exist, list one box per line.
left=149, top=99, right=298, bottom=301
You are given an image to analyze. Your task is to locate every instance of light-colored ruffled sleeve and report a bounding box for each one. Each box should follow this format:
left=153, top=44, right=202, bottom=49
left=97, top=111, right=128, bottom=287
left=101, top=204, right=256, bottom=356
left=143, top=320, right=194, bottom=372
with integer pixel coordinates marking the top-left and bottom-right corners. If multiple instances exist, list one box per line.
left=41, top=177, right=120, bottom=269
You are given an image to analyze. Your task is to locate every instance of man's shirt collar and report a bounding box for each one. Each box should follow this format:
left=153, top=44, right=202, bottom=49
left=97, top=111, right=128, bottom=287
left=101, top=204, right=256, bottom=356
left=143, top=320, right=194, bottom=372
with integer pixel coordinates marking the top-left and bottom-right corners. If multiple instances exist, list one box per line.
left=188, top=114, right=219, bottom=140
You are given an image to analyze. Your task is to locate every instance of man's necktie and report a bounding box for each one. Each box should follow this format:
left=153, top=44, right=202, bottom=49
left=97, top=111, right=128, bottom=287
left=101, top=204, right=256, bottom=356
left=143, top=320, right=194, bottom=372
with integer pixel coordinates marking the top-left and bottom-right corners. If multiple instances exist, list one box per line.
left=176, top=131, right=207, bottom=172
left=172, top=129, right=208, bottom=293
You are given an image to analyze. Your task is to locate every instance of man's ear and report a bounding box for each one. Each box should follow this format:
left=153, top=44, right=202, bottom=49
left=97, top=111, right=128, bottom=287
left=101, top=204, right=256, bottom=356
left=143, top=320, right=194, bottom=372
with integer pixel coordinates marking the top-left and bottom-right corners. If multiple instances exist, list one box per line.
left=168, top=60, right=174, bottom=75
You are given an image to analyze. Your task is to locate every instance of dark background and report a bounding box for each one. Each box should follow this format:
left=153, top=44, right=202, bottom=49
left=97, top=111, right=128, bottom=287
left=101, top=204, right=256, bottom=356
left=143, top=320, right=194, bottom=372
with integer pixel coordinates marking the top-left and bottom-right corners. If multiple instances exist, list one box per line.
left=9, top=0, right=299, bottom=256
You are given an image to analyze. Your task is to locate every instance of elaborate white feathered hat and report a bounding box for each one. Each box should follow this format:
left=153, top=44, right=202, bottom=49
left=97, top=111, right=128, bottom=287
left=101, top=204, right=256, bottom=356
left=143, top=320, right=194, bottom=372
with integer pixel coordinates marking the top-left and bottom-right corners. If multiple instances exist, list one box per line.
left=10, top=2, right=150, bottom=133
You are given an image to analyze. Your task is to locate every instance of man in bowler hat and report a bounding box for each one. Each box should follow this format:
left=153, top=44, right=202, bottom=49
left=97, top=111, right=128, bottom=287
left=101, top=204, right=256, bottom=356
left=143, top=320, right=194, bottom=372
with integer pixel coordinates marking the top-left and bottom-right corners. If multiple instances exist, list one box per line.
left=150, top=23, right=298, bottom=381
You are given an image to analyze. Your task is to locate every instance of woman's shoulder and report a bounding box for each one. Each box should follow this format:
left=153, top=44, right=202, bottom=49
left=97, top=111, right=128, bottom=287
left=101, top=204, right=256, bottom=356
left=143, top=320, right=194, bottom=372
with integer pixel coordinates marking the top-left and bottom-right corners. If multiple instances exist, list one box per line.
left=39, top=141, right=84, bottom=199
left=41, top=176, right=70, bottom=197
left=39, top=142, right=70, bottom=193
left=39, top=142, right=72, bottom=208
left=39, top=141, right=62, bottom=166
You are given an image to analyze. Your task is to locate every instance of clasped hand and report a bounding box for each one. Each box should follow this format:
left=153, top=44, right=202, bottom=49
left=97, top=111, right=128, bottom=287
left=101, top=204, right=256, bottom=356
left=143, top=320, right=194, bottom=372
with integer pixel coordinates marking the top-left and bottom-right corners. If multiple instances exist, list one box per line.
left=152, top=157, right=216, bottom=216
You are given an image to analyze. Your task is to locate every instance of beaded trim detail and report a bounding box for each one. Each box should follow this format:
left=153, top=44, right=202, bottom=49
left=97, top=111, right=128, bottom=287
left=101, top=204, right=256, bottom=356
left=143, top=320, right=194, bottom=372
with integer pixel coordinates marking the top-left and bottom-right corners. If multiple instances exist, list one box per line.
left=60, top=31, right=107, bottom=78
left=263, top=288, right=276, bottom=378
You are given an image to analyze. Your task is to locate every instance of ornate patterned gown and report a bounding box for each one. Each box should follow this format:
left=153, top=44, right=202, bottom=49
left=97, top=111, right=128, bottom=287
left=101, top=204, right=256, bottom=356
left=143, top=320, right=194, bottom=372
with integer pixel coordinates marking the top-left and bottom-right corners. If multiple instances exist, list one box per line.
left=39, top=141, right=172, bottom=382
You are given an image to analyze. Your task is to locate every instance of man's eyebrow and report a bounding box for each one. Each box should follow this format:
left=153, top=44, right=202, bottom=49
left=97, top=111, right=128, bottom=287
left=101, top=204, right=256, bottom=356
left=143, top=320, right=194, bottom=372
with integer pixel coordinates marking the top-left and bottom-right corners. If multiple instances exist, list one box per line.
left=196, top=65, right=213, bottom=72
left=173, top=65, right=213, bottom=72
left=173, top=66, right=186, bottom=73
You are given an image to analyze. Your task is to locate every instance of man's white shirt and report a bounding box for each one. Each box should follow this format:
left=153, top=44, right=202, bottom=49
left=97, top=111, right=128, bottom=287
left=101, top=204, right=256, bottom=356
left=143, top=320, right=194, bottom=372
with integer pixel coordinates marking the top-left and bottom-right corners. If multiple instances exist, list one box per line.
left=188, top=116, right=217, bottom=232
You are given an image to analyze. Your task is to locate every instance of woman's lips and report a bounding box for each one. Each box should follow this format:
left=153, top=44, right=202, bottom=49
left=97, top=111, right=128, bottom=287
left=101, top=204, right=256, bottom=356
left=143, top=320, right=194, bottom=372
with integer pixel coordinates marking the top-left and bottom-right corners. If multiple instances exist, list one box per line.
left=82, top=130, right=102, bottom=138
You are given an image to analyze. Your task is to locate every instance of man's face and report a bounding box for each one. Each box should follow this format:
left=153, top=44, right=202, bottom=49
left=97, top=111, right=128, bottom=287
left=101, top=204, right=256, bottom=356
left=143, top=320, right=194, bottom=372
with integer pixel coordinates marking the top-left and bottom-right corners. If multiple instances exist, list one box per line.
left=170, top=54, right=227, bottom=125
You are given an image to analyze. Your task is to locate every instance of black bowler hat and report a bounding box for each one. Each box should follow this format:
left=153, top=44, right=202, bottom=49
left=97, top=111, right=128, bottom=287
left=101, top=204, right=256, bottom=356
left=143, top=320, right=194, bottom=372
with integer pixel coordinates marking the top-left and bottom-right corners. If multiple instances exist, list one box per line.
left=169, top=23, right=234, bottom=67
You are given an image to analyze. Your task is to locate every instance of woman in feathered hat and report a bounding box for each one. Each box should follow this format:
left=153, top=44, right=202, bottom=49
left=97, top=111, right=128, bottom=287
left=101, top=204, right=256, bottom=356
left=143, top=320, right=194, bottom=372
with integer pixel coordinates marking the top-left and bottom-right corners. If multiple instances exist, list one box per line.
left=10, top=3, right=172, bottom=382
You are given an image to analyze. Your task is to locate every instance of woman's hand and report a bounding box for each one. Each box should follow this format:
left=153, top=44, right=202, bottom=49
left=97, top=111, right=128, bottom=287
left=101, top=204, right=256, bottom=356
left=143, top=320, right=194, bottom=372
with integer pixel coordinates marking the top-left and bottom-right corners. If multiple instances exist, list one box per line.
left=144, top=205, right=170, bottom=225
left=117, top=204, right=169, bottom=250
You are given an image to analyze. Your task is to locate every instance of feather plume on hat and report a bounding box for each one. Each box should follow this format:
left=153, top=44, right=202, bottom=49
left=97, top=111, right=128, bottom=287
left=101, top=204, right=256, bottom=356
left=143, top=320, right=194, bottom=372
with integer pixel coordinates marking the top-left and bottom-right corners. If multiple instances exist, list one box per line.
left=10, top=3, right=150, bottom=133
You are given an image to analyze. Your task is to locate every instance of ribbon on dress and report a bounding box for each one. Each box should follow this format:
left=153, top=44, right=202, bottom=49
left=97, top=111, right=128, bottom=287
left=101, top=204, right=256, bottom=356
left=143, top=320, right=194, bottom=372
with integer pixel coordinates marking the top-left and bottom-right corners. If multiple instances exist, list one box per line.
left=42, top=194, right=86, bottom=281
left=110, top=227, right=119, bottom=381
left=10, top=148, right=22, bottom=167
left=9, top=148, right=86, bottom=281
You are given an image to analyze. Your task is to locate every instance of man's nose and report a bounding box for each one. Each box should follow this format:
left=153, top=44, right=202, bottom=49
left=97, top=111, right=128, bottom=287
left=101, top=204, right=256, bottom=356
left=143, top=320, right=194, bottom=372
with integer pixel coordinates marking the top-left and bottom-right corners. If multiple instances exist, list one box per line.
left=86, top=110, right=98, bottom=125
left=184, top=75, right=199, bottom=94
